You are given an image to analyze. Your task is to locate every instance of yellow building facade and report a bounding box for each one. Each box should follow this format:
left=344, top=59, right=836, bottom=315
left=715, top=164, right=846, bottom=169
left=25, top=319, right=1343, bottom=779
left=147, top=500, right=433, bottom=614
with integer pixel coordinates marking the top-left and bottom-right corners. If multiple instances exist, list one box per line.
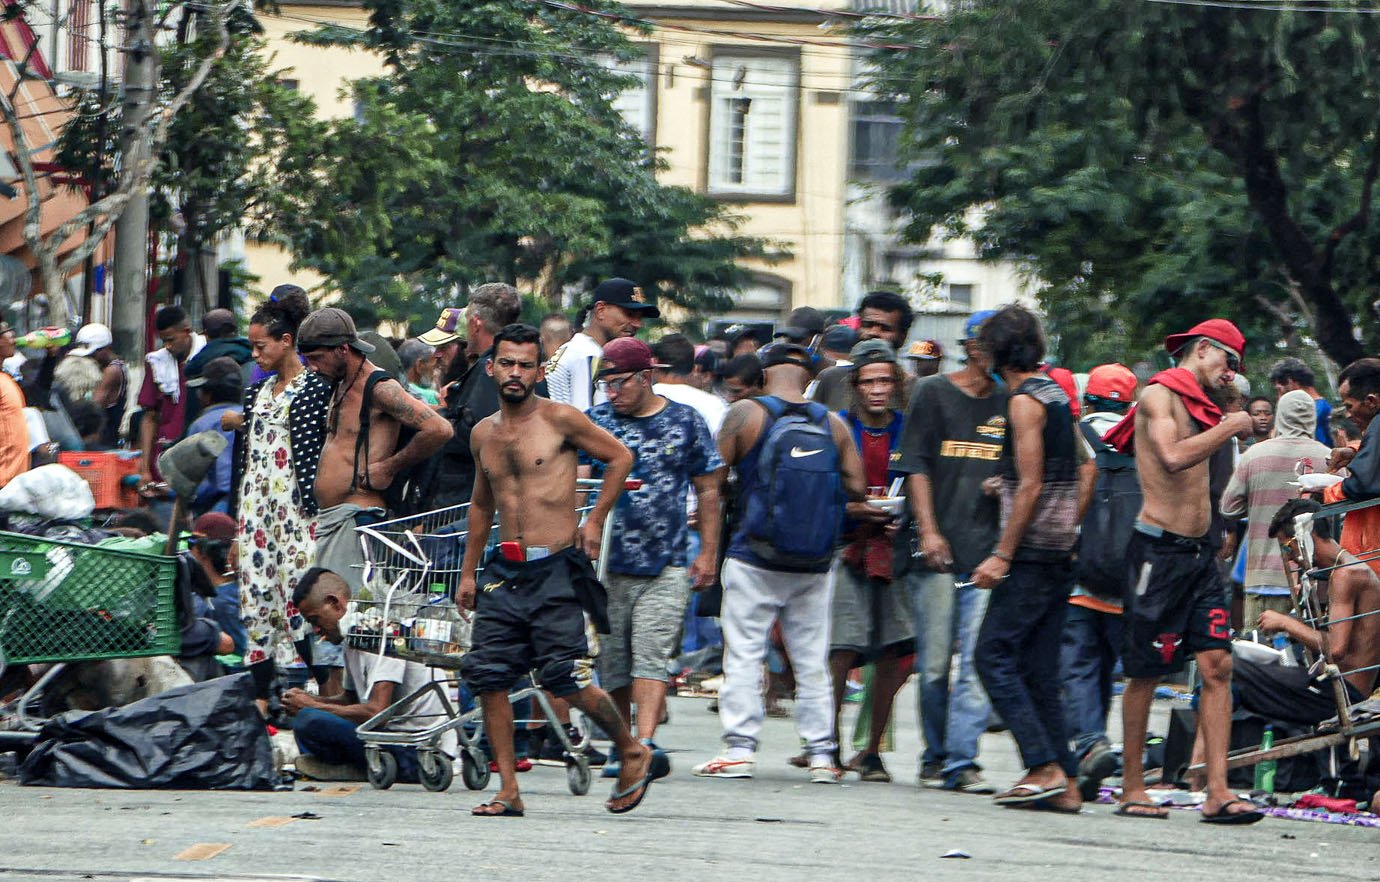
left=249, top=0, right=854, bottom=321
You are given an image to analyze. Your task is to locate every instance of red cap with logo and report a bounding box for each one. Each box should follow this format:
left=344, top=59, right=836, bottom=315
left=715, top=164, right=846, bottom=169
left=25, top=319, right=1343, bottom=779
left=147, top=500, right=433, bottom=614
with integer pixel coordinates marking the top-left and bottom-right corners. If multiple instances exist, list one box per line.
left=1085, top=363, right=1137, bottom=402
left=1163, top=319, right=1246, bottom=366
left=597, top=337, right=668, bottom=376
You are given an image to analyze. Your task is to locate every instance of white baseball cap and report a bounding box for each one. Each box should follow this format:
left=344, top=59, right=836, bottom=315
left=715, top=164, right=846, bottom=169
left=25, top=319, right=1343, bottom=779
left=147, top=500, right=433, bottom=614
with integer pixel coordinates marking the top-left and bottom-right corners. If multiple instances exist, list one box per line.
left=70, top=322, right=113, bottom=357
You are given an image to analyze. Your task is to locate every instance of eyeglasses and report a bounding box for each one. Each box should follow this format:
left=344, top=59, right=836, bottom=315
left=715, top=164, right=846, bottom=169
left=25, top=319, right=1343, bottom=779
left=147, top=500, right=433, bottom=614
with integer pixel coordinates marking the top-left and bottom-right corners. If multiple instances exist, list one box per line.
left=1204, top=339, right=1241, bottom=373
left=597, top=372, right=646, bottom=393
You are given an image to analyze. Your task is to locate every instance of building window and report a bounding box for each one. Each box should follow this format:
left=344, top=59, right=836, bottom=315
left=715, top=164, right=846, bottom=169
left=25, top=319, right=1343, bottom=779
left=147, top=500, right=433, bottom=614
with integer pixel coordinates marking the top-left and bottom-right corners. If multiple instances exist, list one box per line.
left=278, top=78, right=300, bottom=91
left=947, top=283, right=974, bottom=307
left=607, top=48, right=657, bottom=145
left=708, top=52, right=798, bottom=199
left=850, top=100, right=904, bottom=182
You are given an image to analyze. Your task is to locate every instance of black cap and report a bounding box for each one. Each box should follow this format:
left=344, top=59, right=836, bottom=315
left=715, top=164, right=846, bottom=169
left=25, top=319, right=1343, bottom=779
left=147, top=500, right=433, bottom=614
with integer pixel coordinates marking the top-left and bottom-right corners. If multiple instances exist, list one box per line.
left=591, top=277, right=659, bottom=318
left=785, top=306, right=825, bottom=336
left=758, top=342, right=813, bottom=371
left=187, top=355, right=242, bottom=391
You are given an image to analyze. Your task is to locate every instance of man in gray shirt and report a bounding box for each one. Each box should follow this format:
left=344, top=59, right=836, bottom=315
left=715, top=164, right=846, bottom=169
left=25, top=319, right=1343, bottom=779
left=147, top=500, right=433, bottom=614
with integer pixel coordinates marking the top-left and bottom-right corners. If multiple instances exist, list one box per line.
left=897, top=309, right=1006, bottom=794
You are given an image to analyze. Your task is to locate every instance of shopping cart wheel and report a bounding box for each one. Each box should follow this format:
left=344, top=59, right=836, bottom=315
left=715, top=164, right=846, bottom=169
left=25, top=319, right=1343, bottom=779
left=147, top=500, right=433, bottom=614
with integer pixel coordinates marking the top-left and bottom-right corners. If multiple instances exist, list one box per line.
left=566, top=756, right=591, bottom=796
left=461, top=749, right=491, bottom=791
left=366, top=747, right=398, bottom=790
left=418, top=749, right=454, bottom=793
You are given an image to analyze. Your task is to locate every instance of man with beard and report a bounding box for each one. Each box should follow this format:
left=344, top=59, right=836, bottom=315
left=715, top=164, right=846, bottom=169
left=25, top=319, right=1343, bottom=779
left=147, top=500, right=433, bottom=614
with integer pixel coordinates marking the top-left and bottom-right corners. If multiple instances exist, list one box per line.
left=297, top=308, right=453, bottom=590
left=458, top=323, right=667, bottom=816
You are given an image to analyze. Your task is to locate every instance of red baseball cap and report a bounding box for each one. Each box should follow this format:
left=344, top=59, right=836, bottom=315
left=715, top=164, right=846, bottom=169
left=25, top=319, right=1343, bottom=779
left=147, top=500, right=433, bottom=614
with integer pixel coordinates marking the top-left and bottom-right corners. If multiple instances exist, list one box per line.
left=1163, top=319, right=1246, bottom=365
left=597, top=337, right=667, bottom=376
left=1085, top=363, right=1137, bottom=402
left=192, top=512, right=236, bottom=542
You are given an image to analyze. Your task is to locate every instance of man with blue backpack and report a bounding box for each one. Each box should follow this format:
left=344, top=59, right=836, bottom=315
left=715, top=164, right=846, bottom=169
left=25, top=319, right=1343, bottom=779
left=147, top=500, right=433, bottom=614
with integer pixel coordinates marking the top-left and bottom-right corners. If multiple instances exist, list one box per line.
left=692, top=342, right=866, bottom=783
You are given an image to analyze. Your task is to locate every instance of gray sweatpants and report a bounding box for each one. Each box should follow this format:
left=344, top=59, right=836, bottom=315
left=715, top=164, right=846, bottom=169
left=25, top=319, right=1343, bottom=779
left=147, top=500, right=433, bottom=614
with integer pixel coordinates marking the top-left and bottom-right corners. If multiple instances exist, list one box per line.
left=719, top=558, right=835, bottom=757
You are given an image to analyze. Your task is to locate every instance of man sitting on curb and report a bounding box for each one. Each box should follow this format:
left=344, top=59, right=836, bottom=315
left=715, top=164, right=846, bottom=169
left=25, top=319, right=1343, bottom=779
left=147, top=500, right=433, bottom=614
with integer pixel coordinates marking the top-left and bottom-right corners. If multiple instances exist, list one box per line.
left=283, top=567, right=458, bottom=781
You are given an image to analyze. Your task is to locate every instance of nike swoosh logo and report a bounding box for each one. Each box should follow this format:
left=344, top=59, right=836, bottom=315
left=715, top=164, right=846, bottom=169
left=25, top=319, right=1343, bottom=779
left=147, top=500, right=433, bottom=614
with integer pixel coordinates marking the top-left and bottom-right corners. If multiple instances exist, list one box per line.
left=790, top=447, right=823, bottom=458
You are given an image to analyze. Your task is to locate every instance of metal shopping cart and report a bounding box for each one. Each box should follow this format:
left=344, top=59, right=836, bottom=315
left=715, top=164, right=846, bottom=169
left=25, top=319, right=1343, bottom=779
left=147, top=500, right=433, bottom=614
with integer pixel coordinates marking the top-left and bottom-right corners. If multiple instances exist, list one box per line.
left=347, top=479, right=634, bottom=793
left=0, top=532, right=180, bottom=731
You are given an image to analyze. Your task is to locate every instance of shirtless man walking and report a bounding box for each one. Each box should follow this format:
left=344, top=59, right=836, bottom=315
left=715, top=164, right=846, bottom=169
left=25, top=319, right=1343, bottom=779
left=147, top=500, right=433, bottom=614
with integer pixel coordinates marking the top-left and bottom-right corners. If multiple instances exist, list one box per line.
left=297, top=308, right=453, bottom=590
left=1103, top=319, right=1261, bottom=823
left=458, top=323, right=667, bottom=816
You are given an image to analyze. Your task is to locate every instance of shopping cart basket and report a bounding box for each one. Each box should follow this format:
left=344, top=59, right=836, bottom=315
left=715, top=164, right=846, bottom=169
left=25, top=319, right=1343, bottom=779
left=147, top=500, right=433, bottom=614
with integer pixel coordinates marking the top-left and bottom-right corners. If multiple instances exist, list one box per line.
left=346, top=479, right=635, bottom=793
left=0, top=531, right=180, bottom=730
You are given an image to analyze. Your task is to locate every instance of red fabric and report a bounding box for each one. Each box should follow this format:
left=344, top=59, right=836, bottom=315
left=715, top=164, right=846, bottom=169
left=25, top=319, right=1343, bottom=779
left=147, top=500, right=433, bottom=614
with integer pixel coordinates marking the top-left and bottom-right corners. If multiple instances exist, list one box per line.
left=843, top=430, right=896, bottom=581
left=1102, top=368, right=1223, bottom=454
left=1293, top=794, right=1358, bottom=814
left=1042, top=365, right=1081, bottom=418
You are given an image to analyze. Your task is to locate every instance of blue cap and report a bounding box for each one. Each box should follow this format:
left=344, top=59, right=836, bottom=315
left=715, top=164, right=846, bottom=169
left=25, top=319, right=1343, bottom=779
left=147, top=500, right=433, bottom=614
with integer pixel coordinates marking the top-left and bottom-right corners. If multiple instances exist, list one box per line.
left=962, top=309, right=998, bottom=342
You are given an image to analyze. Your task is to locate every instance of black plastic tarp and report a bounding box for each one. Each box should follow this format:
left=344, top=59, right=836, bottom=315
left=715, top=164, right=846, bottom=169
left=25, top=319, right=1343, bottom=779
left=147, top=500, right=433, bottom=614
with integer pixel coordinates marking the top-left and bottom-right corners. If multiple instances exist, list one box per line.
left=18, top=672, right=276, bottom=789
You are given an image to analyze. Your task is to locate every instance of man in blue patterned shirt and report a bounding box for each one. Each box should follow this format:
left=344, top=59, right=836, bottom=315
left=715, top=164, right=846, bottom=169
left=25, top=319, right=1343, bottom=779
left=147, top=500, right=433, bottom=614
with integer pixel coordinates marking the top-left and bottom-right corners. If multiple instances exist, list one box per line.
left=585, top=337, right=725, bottom=763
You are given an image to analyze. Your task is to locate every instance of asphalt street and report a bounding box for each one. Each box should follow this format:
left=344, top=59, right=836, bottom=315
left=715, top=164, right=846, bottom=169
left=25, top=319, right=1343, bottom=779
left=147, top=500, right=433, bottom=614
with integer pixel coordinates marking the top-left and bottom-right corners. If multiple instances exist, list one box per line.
left=1, top=684, right=1376, bottom=882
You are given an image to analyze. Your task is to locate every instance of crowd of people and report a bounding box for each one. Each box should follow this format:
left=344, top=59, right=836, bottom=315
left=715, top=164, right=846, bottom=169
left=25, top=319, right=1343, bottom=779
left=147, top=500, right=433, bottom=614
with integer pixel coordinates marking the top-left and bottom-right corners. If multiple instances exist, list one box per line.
left=0, top=280, right=1376, bottom=821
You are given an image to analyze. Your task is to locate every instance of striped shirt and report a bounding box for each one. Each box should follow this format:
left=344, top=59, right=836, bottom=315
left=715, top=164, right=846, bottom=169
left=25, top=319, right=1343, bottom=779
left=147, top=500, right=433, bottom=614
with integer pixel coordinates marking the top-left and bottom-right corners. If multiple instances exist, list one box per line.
left=1220, top=436, right=1331, bottom=590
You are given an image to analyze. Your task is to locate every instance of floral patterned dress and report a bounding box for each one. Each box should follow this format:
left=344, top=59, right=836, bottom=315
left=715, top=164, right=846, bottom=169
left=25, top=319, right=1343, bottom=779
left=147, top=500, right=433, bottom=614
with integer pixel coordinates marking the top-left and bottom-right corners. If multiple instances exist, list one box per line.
left=238, top=373, right=317, bottom=667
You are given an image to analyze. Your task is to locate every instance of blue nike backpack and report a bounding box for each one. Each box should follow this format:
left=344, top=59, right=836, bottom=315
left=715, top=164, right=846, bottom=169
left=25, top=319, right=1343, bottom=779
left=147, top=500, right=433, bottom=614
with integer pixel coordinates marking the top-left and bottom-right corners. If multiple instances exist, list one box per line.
left=743, top=398, right=845, bottom=570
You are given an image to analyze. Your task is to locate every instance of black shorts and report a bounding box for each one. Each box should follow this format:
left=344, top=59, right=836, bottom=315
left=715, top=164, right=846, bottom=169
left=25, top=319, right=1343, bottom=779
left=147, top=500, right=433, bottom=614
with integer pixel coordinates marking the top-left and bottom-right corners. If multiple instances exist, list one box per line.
left=458, top=547, right=599, bottom=697
left=1122, top=528, right=1231, bottom=678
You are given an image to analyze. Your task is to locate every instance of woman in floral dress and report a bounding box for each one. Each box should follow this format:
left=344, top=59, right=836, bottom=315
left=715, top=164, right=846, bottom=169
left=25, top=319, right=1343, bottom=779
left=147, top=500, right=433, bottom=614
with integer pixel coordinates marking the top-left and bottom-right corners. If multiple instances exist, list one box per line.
left=228, top=288, right=331, bottom=712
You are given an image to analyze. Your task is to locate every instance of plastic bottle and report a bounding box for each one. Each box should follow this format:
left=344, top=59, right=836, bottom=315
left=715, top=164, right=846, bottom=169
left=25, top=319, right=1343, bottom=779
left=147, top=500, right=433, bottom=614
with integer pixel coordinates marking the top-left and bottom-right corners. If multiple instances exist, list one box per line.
left=1253, top=726, right=1276, bottom=793
left=17, top=327, right=71, bottom=349
left=413, top=582, right=465, bottom=655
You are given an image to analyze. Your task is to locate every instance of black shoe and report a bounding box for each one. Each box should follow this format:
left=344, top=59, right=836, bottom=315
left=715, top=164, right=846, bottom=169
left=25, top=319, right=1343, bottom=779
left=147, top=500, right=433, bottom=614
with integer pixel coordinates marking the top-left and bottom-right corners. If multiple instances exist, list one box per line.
left=565, top=725, right=608, bottom=766
left=1077, top=742, right=1119, bottom=802
left=858, top=753, right=892, bottom=783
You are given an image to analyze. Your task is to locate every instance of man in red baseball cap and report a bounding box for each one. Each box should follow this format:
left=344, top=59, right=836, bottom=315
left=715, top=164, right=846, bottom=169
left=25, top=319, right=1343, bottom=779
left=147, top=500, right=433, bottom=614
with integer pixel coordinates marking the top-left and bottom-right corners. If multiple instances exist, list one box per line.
left=1111, top=320, right=1261, bottom=824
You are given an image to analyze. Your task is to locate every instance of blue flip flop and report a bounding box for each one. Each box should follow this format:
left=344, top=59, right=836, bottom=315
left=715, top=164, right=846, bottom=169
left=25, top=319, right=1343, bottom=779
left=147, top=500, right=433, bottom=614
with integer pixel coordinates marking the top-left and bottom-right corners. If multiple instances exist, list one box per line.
left=606, top=749, right=670, bottom=814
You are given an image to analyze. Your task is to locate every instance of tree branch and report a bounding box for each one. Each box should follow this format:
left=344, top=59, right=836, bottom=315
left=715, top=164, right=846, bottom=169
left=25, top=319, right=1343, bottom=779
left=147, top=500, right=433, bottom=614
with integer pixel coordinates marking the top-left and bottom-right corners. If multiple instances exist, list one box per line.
left=1323, top=117, right=1380, bottom=276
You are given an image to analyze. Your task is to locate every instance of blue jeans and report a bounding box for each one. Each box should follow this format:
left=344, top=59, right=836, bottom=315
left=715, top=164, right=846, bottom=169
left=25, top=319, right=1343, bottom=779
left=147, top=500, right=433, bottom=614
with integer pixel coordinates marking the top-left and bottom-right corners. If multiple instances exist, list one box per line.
left=911, top=569, right=991, bottom=777
left=1059, top=602, right=1123, bottom=759
left=293, top=707, right=420, bottom=781
left=975, top=560, right=1077, bottom=776
left=680, top=532, right=722, bottom=655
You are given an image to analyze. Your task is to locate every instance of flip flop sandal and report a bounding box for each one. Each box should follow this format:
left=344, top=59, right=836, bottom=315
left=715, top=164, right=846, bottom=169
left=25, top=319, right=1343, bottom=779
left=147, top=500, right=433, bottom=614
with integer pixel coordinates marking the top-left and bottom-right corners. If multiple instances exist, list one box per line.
left=607, top=749, right=671, bottom=815
left=1114, top=801, right=1170, bottom=820
left=993, top=783, right=1065, bottom=805
left=1200, top=799, right=1265, bottom=825
left=472, top=798, right=524, bottom=818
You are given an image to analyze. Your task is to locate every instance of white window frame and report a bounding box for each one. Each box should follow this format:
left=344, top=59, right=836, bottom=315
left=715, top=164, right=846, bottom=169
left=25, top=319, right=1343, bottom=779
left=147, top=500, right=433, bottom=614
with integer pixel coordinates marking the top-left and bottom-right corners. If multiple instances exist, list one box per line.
left=606, top=45, right=658, bottom=146
left=706, top=49, right=799, bottom=201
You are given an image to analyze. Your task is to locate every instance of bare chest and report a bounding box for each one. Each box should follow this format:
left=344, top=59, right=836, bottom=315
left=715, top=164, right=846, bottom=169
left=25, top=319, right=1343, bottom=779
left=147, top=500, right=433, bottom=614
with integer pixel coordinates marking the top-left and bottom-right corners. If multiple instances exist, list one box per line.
left=482, top=428, right=571, bottom=481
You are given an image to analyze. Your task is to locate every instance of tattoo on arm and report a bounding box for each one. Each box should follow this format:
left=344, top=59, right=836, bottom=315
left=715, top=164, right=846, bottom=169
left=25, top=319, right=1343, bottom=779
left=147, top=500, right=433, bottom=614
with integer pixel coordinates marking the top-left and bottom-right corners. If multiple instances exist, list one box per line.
left=374, top=380, right=442, bottom=430
left=578, top=691, right=630, bottom=738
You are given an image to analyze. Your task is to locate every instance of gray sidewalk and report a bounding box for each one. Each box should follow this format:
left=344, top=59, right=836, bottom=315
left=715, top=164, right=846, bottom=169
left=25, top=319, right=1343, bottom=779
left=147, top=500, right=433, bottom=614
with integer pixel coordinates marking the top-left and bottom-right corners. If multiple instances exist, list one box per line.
left=0, top=683, right=1371, bottom=882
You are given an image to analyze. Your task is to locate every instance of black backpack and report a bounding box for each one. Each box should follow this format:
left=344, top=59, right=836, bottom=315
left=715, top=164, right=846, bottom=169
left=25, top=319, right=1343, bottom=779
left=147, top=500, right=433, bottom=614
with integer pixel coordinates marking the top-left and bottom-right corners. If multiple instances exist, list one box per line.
left=353, top=370, right=440, bottom=517
left=1074, top=419, right=1142, bottom=602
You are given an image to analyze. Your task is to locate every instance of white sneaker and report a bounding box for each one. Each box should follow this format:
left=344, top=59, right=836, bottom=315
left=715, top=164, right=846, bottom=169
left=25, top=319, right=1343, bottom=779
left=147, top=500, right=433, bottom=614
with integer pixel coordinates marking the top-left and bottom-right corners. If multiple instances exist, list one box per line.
left=692, top=755, right=755, bottom=778
left=808, top=758, right=843, bottom=784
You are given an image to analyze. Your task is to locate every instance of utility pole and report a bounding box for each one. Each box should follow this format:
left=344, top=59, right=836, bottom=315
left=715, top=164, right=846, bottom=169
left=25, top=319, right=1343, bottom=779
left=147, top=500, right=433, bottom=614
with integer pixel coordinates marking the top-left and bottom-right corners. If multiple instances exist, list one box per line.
left=111, top=0, right=156, bottom=362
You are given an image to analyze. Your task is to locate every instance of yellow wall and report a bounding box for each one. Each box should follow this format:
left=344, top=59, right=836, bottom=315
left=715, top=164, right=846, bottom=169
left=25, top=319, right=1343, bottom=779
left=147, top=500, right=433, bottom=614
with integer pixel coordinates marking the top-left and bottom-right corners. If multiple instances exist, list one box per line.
left=631, top=9, right=852, bottom=313
left=249, top=2, right=851, bottom=315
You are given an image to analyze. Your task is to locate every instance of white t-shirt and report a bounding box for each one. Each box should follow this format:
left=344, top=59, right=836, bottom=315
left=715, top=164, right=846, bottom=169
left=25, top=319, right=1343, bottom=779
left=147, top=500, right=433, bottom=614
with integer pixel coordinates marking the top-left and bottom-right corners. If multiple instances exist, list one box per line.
left=343, top=646, right=458, bottom=754
left=653, top=381, right=728, bottom=436
left=544, top=332, right=605, bottom=411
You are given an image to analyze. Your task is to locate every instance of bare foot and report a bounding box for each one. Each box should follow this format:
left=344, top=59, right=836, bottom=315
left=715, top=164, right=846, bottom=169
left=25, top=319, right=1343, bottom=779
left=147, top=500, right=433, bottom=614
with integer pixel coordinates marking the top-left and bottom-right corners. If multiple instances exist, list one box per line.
left=606, top=742, right=652, bottom=812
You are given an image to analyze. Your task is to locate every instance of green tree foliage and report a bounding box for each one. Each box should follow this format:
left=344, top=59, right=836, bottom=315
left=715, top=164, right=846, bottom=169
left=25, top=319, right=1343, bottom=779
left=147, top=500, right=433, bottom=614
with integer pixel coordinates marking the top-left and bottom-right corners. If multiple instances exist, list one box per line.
left=276, top=0, right=767, bottom=331
left=55, top=3, right=323, bottom=303
left=863, top=2, right=1380, bottom=369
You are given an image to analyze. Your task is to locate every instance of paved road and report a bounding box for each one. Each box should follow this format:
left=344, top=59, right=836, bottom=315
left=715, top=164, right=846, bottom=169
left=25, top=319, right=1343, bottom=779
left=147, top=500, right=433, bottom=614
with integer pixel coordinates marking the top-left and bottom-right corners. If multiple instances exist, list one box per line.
left=0, top=685, right=1375, bottom=882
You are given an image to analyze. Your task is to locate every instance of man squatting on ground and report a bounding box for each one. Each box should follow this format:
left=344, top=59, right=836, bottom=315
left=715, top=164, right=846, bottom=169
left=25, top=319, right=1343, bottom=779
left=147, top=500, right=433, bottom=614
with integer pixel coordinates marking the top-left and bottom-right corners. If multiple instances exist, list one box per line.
left=457, top=323, right=669, bottom=816
left=1103, top=319, right=1264, bottom=823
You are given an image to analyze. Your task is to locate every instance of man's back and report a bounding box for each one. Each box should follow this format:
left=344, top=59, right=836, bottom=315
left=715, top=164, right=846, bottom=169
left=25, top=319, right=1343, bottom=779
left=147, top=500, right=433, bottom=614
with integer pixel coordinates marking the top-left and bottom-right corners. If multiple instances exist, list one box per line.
left=1223, top=434, right=1330, bottom=588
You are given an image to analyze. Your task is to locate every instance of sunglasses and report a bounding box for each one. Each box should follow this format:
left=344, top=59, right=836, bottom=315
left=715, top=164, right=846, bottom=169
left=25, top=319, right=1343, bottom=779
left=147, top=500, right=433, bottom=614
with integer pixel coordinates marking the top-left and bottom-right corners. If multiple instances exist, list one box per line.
left=1204, top=339, right=1241, bottom=373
